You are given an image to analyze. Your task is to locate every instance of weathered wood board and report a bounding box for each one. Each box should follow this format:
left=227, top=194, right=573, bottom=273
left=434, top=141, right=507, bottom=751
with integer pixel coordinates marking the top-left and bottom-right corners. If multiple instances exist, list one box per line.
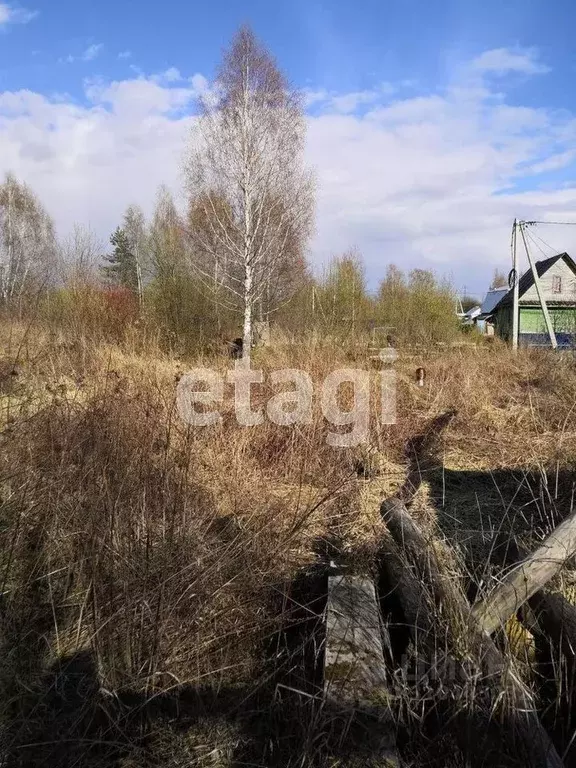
left=381, top=497, right=563, bottom=768
left=324, top=574, right=399, bottom=766
left=325, top=575, right=388, bottom=703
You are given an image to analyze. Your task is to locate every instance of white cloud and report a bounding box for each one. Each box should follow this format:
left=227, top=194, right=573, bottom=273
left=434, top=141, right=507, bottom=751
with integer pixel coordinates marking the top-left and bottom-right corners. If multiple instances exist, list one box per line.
left=82, top=43, right=103, bottom=61
left=0, top=79, right=195, bottom=243
left=528, top=150, right=576, bottom=175
left=118, top=50, right=132, bottom=60
left=304, top=51, right=576, bottom=288
left=304, top=83, right=395, bottom=114
left=303, top=88, right=329, bottom=108
left=152, top=67, right=182, bottom=84
left=471, top=47, right=550, bottom=76
left=189, top=73, right=209, bottom=95
left=0, top=1, right=37, bottom=27
left=0, top=47, right=575, bottom=292
left=62, top=43, right=103, bottom=64
left=83, top=72, right=203, bottom=117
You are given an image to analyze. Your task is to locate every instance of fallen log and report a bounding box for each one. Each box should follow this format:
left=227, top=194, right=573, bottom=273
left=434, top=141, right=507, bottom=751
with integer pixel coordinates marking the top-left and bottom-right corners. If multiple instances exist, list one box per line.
left=381, top=498, right=468, bottom=632
left=379, top=537, right=532, bottom=766
left=380, top=497, right=563, bottom=768
left=472, top=510, right=576, bottom=636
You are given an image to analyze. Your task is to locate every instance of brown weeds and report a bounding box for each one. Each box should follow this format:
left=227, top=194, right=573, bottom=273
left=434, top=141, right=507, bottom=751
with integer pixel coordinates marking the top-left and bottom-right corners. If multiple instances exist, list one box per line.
left=1, top=325, right=576, bottom=765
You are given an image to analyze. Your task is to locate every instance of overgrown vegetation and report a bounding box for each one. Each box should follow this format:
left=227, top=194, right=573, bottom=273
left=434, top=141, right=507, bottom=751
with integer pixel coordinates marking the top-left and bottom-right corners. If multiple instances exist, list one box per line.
left=1, top=322, right=576, bottom=766
left=1, top=21, right=574, bottom=768
left=2, top=188, right=463, bottom=353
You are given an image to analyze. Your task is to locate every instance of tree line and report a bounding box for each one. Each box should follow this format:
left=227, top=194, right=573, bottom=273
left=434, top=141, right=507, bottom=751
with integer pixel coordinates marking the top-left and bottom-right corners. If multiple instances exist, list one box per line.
left=0, top=27, right=463, bottom=354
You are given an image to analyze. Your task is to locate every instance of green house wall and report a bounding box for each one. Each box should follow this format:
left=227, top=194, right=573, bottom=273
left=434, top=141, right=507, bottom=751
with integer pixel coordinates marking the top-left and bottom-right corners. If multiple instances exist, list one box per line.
left=493, top=305, right=576, bottom=341
left=519, top=307, right=576, bottom=333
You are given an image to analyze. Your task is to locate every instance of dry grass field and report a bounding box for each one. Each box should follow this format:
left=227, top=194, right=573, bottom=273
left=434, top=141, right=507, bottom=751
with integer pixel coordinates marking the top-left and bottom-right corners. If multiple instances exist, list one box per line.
left=1, top=321, right=576, bottom=767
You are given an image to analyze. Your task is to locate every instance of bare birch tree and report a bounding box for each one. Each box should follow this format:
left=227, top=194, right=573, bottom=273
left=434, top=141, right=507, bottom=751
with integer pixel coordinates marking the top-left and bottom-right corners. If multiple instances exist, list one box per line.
left=185, top=25, right=314, bottom=360
left=0, top=173, right=57, bottom=307
left=123, top=205, right=148, bottom=306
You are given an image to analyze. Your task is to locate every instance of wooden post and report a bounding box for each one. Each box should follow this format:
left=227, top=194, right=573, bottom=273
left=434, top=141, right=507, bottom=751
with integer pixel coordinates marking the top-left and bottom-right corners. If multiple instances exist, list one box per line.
left=381, top=498, right=468, bottom=631
left=472, top=510, right=576, bottom=635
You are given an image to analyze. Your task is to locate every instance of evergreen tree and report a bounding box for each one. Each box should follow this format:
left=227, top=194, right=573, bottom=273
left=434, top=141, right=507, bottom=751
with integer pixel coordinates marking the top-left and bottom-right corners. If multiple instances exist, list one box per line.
left=102, top=227, right=138, bottom=291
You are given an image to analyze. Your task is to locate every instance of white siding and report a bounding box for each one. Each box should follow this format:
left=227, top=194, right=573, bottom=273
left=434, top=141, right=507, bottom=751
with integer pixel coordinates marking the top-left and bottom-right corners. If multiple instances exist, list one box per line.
left=521, top=257, right=576, bottom=304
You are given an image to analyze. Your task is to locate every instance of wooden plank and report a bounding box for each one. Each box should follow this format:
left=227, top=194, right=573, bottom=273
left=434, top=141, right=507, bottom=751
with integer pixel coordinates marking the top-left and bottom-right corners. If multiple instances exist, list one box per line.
left=324, top=573, right=399, bottom=766
left=325, top=575, right=387, bottom=703
left=472, top=510, right=576, bottom=636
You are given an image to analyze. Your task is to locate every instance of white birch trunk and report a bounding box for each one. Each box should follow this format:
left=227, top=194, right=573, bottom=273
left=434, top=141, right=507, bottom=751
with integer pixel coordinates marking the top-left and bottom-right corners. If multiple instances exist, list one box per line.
left=135, top=246, right=143, bottom=308
left=242, top=263, right=253, bottom=361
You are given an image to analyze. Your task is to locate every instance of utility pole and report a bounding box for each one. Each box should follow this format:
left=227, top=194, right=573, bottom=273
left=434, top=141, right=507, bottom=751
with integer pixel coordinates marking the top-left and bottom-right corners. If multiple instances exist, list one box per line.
left=519, top=222, right=558, bottom=349
left=512, top=219, right=519, bottom=351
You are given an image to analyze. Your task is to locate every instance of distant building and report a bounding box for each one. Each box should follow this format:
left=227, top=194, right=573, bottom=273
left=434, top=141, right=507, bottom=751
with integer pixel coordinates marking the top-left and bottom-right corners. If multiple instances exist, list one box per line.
left=478, top=253, right=576, bottom=347
left=462, top=305, right=481, bottom=325
left=478, top=288, right=508, bottom=336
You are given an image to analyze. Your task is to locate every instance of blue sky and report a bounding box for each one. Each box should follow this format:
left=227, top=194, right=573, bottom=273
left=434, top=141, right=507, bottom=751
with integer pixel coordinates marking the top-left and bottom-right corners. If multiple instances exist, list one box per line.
left=2, top=0, right=576, bottom=295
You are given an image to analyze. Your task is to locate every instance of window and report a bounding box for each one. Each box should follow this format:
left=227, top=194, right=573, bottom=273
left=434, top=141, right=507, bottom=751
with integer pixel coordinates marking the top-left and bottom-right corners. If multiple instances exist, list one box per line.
left=552, top=275, right=562, bottom=294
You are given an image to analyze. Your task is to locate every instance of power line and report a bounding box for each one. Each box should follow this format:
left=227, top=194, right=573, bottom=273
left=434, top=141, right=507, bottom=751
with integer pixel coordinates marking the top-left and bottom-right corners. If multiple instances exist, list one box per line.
left=520, top=218, right=575, bottom=256
left=525, top=229, right=551, bottom=260
left=527, top=228, right=558, bottom=255
left=523, top=220, right=576, bottom=227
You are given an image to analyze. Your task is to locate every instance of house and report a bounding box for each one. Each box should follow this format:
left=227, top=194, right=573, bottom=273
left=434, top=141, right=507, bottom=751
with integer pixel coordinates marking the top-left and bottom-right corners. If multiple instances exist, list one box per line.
left=462, top=305, right=481, bottom=325
left=478, top=287, right=508, bottom=335
left=478, top=253, right=576, bottom=347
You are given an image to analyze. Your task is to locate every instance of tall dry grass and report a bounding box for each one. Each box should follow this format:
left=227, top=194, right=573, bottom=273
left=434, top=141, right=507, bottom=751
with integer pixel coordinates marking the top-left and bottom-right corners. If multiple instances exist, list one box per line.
left=1, top=322, right=576, bottom=765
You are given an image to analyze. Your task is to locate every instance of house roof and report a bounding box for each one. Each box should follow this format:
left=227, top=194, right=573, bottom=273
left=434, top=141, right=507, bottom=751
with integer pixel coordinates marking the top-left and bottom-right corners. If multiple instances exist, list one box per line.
left=461, top=305, right=482, bottom=325
left=479, top=288, right=508, bottom=316
left=480, top=252, right=576, bottom=317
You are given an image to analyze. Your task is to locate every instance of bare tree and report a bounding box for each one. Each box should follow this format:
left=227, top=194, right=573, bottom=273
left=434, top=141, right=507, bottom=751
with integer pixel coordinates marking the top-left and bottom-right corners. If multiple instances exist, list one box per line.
left=0, top=173, right=57, bottom=307
left=150, top=186, right=187, bottom=280
left=59, top=223, right=103, bottom=288
left=185, top=25, right=314, bottom=360
left=491, top=268, right=508, bottom=289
